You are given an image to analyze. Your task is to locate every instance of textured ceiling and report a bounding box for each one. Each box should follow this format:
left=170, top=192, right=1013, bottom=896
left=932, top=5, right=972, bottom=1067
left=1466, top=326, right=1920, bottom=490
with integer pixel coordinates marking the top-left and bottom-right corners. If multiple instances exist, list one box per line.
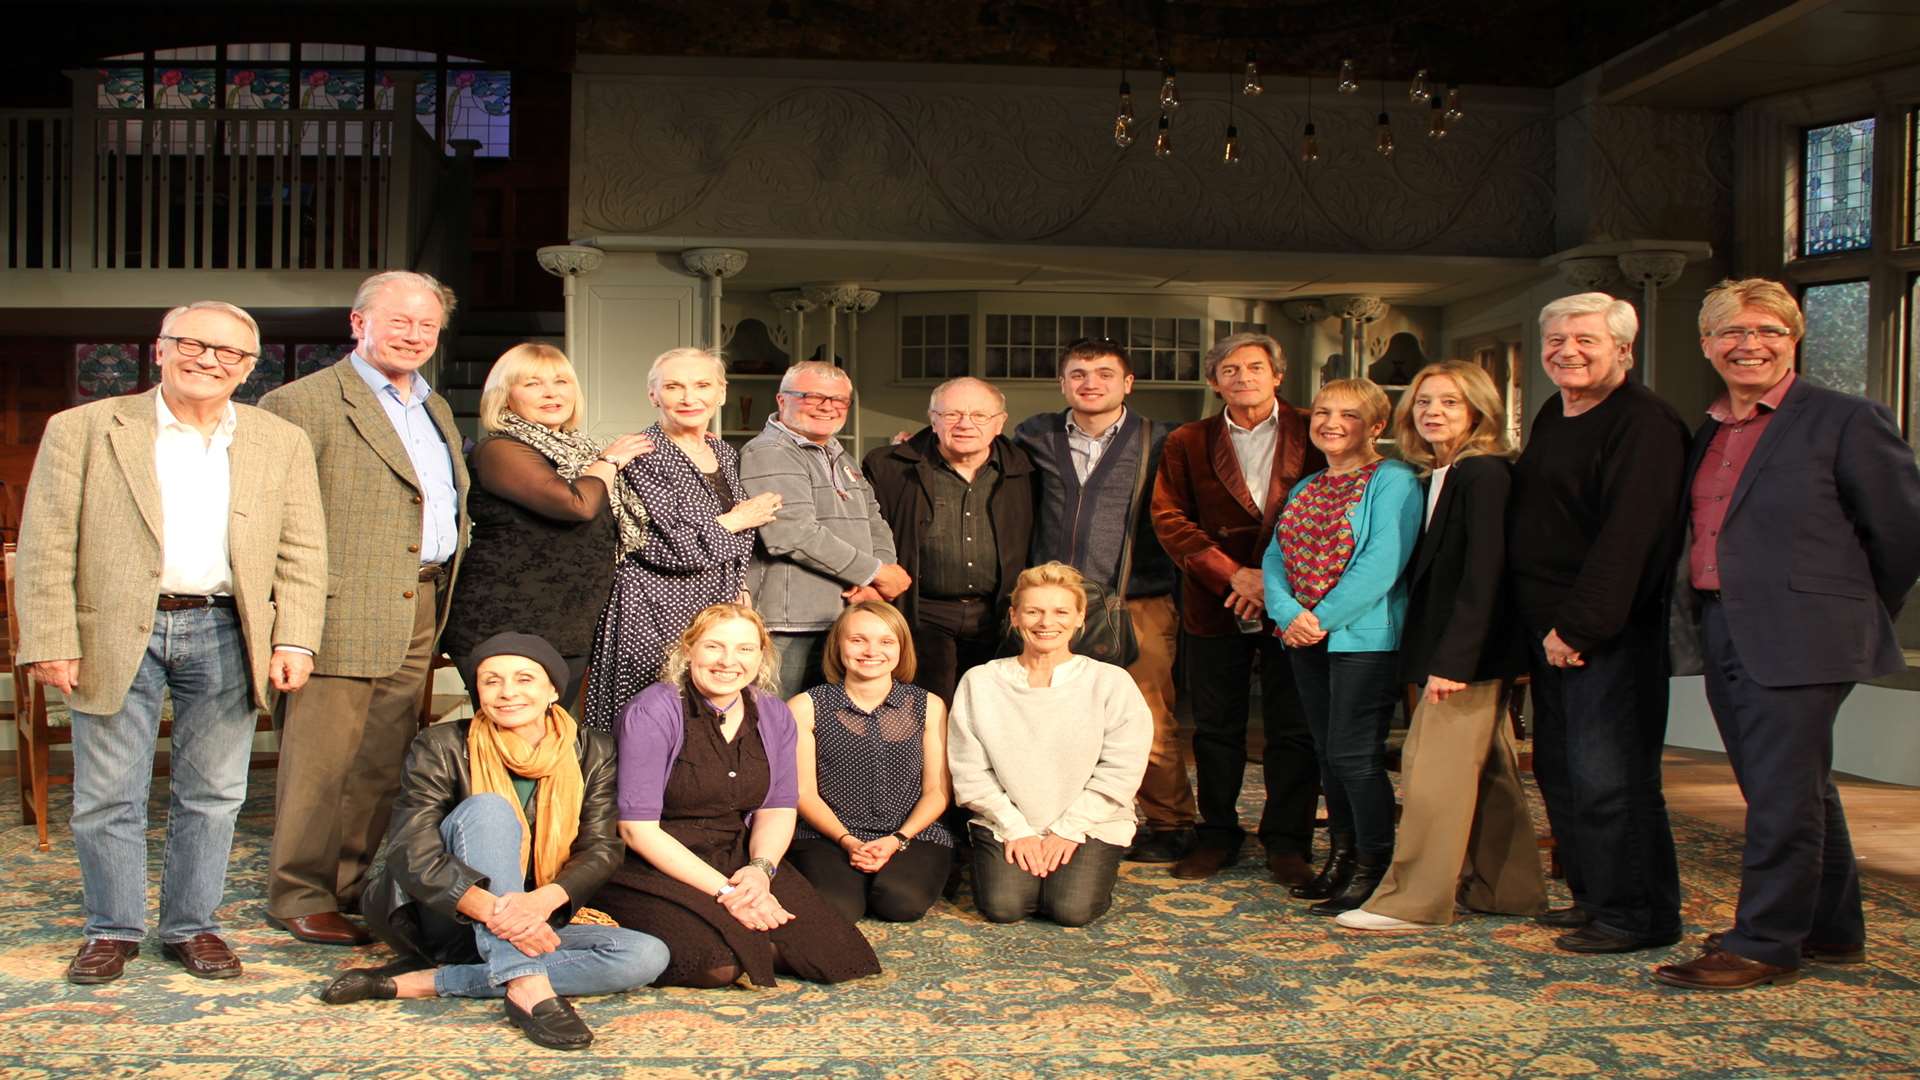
left=577, top=0, right=1727, bottom=89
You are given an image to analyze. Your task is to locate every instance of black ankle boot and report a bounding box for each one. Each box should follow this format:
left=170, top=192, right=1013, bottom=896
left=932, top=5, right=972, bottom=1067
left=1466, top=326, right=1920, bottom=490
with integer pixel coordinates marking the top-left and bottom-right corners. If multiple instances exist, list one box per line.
left=1309, top=855, right=1388, bottom=916
left=1290, top=833, right=1356, bottom=901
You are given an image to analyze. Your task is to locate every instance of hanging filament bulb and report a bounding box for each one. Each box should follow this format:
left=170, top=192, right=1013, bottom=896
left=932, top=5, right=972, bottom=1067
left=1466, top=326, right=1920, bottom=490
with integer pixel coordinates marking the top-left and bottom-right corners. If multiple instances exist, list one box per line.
left=1375, top=112, right=1394, bottom=157
left=1243, top=51, right=1263, bottom=96
left=1117, top=78, right=1134, bottom=123
left=1223, top=123, right=1241, bottom=165
left=1114, top=77, right=1135, bottom=147
left=1408, top=68, right=1431, bottom=102
left=1444, top=83, right=1464, bottom=122
left=1337, top=59, right=1359, bottom=94
left=1427, top=96, right=1447, bottom=139
left=1159, top=62, right=1180, bottom=112
left=1301, top=121, right=1320, bottom=162
left=1154, top=113, right=1172, bottom=158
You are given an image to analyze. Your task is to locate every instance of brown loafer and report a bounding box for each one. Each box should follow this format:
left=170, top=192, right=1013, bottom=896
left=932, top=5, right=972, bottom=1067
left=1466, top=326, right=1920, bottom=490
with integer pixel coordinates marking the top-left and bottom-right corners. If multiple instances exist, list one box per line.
left=67, top=938, right=140, bottom=985
left=1654, top=948, right=1803, bottom=991
left=268, top=912, right=373, bottom=947
left=1171, top=845, right=1240, bottom=881
left=1702, top=930, right=1865, bottom=965
left=162, top=933, right=243, bottom=979
left=1265, top=850, right=1316, bottom=888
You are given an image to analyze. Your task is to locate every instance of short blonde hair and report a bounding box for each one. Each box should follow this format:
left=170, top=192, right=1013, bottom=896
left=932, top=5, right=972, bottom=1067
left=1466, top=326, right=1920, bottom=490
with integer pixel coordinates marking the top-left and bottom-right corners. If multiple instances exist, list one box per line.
left=478, top=343, right=583, bottom=432
left=1391, top=361, right=1515, bottom=475
left=1313, top=377, right=1393, bottom=432
left=648, top=346, right=728, bottom=393
left=1698, top=278, right=1804, bottom=340
left=821, top=600, right=918, bottom=685
left=1010, top=561, right=1088, bottom=614
left=352, top=270, right=456, bottom=322
left=658, top=603, right=781, bottom=696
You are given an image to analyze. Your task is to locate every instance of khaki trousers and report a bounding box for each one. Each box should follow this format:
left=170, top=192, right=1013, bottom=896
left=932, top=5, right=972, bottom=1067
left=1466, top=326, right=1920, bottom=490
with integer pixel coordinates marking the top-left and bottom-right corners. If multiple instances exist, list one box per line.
left=1364, top=678, right=1546, bottom=925
left=267, top=581, right=439, bottom=919
left=1127, top=594, right=1195, bottom=829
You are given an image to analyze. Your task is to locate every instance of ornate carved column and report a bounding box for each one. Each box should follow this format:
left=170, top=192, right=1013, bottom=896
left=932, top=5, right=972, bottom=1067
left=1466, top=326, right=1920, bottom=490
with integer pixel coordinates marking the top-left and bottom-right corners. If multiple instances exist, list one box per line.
left=1557, top=257, right=1621, bottom=292
left=681, top=247, right=749, bottom=352
left=1616, top=250, right=1688, bottom=389
left=770, top=290, right=816, bottom=364
left=848, top=290, right=881, bottom=452
left=1327, top=295, right=1388, bottom=371
left=802, top=283, right=863, bottom=367
left=536, top=244, right=605, bottom=361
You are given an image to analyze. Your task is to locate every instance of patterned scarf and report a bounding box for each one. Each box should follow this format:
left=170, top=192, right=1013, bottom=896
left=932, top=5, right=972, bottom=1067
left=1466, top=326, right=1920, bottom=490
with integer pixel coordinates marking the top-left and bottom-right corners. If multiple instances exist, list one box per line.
left=496, top=411, right=648, bottom=560
left=467, top=702, right=585, bottom=889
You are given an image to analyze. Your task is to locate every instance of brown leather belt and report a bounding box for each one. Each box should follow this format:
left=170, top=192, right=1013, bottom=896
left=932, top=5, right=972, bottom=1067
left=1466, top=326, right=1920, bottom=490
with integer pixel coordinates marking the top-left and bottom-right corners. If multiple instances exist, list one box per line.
left=157, top=594, right=236, bottom=611
left=418, top=562, right=449, bottom=582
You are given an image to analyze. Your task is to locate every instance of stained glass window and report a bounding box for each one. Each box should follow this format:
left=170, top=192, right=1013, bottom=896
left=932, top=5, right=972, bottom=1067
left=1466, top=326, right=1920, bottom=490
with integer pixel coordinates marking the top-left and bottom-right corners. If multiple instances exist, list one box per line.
left=1802, top=119, right=1874, bottom=257
left=232, top=345, right=289, bottom=404
left=298, top=68, right=365, bottom=111
left=226, top=67, right=289, bottom=109
left=376, top=69, right=438, bottom=141
left=227, top=43, right=291, bottom=62
left=445, top=69, right=511, bottom=157
left=75, top=344, right=142, bottom=402
left=153, top=67, right=216, bottom=109
left=1800, top=281, right=1871, bottom=396
left=97, top=67, right=146, bottom=108
left=295, top=343, right=353, bottom=375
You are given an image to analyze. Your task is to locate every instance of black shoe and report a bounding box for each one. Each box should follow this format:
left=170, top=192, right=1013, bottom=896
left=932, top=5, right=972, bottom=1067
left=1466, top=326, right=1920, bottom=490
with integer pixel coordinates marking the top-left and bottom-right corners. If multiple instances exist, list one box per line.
left=1534, top=905, right=1591, bottom=929
left=506, top=994, right=594, bottom=1050
left=320, top=968, right=398, bottom=1005
left=1125, top=827, right=1196, bottom=864
left=1308, top=856, right=1387, bottom=917
left=1555, top=924, right=1682, bottom=954
left=1290, top=833, right=1356, bottom=901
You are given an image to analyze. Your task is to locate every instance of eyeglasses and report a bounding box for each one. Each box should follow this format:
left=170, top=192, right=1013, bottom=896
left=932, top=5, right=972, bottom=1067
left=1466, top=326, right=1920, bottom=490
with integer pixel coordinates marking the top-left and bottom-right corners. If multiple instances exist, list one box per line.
left=1711, top=326, right=1793, bottom=344
left=931, top=410, right=1004, bottom=427
left=158, top=335, right=258, bottom=366
left=779, top=390, right=852, bottom=411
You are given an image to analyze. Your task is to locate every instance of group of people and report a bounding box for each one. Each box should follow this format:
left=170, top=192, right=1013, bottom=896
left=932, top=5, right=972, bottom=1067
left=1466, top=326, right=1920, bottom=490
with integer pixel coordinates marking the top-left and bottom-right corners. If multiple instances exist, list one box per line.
left=14, top=268, right=1918, bottom=1051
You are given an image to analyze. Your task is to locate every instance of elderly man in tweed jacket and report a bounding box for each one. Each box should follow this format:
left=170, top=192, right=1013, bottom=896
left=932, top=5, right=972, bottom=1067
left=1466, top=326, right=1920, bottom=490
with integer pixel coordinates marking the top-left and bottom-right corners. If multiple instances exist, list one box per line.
left=16, top=301, right=326, bottom=985
left=260, top=271, right=470, bottom=946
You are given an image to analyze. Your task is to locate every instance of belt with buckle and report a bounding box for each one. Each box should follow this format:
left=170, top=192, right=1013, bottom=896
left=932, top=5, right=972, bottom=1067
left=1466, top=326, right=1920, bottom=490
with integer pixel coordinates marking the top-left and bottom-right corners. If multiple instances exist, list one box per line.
left=157, top=594, right=236, bottom=611
left=418, top=562, right=449, bottom=582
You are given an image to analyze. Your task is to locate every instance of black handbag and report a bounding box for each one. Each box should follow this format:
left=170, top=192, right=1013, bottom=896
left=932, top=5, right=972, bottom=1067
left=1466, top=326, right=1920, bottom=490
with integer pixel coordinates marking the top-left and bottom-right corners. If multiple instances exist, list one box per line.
left=1001, top=421, right=1151, bottom=667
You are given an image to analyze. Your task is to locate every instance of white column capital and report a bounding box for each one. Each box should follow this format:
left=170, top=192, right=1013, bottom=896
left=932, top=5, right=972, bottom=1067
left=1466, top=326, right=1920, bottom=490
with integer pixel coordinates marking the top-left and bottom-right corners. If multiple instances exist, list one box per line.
left=680, top=247, right=749, bottom=279
left=1279, top=299, right=1329, bottom=325
left=536, top=244, right=604, bottom=278
left=1557, top=256, right=1621, bottom=291
left=1616, top=250, right=1688, bottom=289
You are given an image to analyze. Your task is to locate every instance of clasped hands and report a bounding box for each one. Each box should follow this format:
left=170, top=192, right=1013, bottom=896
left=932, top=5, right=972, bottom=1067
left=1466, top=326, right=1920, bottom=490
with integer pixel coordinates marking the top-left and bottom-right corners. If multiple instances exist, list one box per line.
left=837, top=832, right=902, bottom=873
left=843, top=563, right=912, bottom=605
left=716, top=864, right=795, bottom=932
left=484, top=886, right=566, bottom=958
left=1003, top=832, right=1080, bottom=878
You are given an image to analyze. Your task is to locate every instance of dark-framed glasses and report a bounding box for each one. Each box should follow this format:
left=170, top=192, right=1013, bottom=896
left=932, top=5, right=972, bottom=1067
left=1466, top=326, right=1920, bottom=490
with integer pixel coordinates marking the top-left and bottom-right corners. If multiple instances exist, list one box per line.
left=779, top=390, right=853, bottom=411
left=159, top=335, right=258, bottom=366
left=1711, top=326, right=1793, bottom=344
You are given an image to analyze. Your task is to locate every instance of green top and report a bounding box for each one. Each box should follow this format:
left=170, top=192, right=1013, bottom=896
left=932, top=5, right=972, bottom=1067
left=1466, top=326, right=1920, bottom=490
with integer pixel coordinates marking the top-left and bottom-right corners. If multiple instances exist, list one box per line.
left=511, top=775, right=536, bottom=808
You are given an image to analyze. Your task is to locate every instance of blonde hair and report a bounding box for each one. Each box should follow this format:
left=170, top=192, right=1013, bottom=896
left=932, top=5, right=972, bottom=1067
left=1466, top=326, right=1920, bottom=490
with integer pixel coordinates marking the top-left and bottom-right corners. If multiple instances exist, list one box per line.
left=658, top=603, right=781, bottom=696
left=352, top=270, right=456, bottom=321
left=1391, top=361, right=1515, bottom=475
left=1698, top=278, right=1804, bottom=340
left=478, top=343, right=584, bottom=432
left=821, top=600, right=918, bottom=685
left=1010, top=561, right=1088, bottom=614
left=647, top=346, right=728, bottom=393
left=159, top=300, right=262, bottom=355
left=1313, top=377, right=1394, bottom=432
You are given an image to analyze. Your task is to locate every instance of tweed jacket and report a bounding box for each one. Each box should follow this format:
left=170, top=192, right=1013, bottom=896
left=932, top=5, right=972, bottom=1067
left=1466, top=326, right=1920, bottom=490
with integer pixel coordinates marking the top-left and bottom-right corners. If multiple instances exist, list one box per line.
left=14, top=389, right=328, bottom=715
left=258, top=358, right=469, bottom=678
left=1151, top=401, right=1324, bottom=636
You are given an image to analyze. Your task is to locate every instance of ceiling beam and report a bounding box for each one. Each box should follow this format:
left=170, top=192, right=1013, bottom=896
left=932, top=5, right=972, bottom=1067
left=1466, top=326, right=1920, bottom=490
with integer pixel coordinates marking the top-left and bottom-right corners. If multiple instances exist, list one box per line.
left=1596, top=0, right=1836, bottom=104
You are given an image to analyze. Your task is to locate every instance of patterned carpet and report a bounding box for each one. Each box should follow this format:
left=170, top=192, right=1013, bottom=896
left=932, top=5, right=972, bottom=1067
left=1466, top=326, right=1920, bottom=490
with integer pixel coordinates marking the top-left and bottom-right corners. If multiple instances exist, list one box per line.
left=2, top=768, right=1918, bottom=1079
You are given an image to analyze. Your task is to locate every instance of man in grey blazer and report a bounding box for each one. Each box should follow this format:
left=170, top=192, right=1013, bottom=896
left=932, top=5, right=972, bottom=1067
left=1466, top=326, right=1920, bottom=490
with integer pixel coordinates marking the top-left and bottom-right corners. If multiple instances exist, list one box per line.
left=16, top=301, right=327, bottom=984
left=260, top=270, right=470, bottom=945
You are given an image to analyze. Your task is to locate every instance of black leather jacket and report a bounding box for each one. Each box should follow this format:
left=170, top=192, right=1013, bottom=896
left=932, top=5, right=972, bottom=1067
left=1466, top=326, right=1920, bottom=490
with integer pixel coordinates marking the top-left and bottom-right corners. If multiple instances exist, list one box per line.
left=363, top=719, right=624, bottom=964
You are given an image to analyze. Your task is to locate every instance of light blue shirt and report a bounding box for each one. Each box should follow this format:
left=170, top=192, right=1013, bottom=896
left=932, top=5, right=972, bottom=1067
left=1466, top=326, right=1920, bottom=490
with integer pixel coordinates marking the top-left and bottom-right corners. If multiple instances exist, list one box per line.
left=350, top=352, right=459, bottom=564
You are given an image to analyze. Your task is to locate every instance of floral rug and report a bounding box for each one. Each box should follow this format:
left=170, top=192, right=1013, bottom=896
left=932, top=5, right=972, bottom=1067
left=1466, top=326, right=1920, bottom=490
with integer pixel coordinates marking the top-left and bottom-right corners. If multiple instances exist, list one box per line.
left=1, top=769, right=1916, bottom=1079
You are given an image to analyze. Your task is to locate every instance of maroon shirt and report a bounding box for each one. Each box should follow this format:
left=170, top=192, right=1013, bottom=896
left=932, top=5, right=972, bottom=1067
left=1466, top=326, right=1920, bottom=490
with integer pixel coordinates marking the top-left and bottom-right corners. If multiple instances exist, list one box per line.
left=1689, top=370, right=1796, bottom=591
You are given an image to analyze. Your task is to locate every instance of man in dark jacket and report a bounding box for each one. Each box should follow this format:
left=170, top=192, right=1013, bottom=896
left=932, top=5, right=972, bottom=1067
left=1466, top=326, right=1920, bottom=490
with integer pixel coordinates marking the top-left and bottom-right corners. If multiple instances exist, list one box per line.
left=1014, top=338, right=1192, bottom=863
left=863, top=376, right=1035, bottom=705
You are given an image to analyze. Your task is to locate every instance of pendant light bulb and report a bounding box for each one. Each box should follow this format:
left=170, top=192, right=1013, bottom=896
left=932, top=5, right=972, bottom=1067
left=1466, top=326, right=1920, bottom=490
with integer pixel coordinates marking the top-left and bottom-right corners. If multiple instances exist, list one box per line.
left=1408, top=68, right=1431, bottom=102
left=1117, top=79, right=1134, bottom=123
left=1337, top=59, right=1359, bottom=94
left=1428, top=96, right=1448, bottom=139
left=1223, top=123, right=1241, bottom=165
left=1444, top=84, right=1464, bottom=122
left=1300, top=121, right=1319, bottom=162
left=1114, top=115, right=1135, bottom=148
left=1154, top=113, right=1173, bottom=158
left=1159, top=62, right=1180, bottom=112
left=1243, top=52, right=1263, bottom=96
left=1375, top=112, right=1394, bottom=157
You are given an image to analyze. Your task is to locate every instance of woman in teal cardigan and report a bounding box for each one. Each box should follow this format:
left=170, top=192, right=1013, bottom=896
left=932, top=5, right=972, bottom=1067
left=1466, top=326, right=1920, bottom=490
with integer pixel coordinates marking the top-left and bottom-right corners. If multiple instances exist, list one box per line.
left=1262, top=378, right=1423, bottom=915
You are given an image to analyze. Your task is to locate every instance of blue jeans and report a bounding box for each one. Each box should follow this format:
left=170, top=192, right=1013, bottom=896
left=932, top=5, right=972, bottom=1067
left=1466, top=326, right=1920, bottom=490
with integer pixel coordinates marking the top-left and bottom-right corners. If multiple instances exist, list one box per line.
left=1287, top=644, right=1399, bottom=862
left=429, top=795, right=669, bottom=998
left=770, top=632, right=825, bottom=698
left=68, top=607, right=255, bottom=943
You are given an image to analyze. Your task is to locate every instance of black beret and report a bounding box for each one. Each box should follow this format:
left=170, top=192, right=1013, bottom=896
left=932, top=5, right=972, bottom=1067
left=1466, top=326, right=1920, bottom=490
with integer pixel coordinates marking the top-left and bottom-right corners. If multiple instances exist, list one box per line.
left=464, top=632, right=568, bottom=696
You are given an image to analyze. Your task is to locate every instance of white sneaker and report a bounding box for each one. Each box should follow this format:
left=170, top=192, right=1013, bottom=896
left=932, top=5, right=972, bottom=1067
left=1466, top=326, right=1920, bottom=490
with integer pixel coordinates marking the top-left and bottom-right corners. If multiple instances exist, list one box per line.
left=1335, top=908, right=1424, bottom=932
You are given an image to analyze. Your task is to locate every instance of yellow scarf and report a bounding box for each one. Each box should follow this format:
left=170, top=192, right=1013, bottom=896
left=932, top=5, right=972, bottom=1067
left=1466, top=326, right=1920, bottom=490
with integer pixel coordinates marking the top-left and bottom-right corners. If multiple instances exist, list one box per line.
left=467, top=703, right=584, bottom=889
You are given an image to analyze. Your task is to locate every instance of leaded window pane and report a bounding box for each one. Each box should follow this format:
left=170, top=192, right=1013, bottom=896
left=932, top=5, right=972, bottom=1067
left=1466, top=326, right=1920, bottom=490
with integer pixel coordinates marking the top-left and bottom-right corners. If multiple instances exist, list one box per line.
left=1803, top=119, right=1874, bottom=257
left=1800, top=280, right=1870, bottom=396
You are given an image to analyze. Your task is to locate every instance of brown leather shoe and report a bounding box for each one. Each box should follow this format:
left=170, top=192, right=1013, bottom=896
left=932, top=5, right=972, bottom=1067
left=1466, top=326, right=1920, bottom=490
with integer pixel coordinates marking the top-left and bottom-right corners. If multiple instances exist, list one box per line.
left=1702, top=930, right=1865, bottom=965
left=268, top=912, right=373, bottom=947
left=1265, top=850, right=1316, bottom=887
left=1654, top=948, right=1803, bottom=991
left=162, top=934, right=243, bottom=979
left=67, top=939, right=140, bottom=985
left=1171, top=844, right=1239, bottom=881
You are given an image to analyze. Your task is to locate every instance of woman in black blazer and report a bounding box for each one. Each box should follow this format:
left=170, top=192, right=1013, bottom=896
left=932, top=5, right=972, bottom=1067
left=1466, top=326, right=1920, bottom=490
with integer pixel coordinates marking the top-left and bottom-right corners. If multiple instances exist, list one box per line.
left=1335, top=361, right=1547, bottom=932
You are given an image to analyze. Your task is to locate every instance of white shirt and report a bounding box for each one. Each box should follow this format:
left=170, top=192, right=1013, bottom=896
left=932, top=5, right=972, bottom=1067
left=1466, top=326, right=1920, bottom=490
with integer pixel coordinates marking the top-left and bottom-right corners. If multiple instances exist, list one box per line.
left=154, top=390, right=236, bottom=595
left=1425, top=464, right=1452, bottom=528
left=1224, top=404, right=1281, bottom=514
left=1065, top=407, right=1127, bottom=484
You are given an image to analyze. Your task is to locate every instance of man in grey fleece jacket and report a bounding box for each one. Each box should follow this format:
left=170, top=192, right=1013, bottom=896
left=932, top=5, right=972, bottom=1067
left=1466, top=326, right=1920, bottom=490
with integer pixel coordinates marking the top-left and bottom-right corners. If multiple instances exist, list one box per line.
left=741, top=362, right=910, bottom=693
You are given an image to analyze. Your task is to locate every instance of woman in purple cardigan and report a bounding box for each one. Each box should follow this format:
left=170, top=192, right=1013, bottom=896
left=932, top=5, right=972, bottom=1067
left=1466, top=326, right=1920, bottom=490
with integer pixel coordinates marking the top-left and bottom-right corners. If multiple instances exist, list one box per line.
left=592, top=603, right=880, bottom=988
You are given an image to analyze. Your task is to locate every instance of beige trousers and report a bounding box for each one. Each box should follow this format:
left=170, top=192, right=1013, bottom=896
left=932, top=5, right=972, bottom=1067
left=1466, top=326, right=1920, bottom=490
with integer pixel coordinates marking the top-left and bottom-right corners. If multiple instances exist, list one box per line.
left=1127, top=594, right=1196, bottom=829
left=1365, top=678, right=1547, bottom=925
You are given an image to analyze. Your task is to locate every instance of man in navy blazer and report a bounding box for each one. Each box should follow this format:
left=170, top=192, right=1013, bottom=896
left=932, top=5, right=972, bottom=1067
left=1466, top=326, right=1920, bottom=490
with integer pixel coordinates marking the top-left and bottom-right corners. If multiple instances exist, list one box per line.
left=1657, top=278, right=1920, bottom=991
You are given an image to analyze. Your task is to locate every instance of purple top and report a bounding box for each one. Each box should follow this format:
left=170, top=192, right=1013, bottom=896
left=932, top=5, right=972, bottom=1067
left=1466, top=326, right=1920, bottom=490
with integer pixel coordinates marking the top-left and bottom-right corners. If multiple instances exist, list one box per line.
left=616, top=681, right=799, bottom=821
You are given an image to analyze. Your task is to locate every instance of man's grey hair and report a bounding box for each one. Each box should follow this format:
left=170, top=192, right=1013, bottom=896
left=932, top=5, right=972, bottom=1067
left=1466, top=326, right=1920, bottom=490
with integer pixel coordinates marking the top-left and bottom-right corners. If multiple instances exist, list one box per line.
left=778, top=361, right=852, bottom=393
left=159, top=300, right=262, bottom=354
left=928, top=376, right=1007, bottom=415
left=352, top=270, right=458, bottom=322
left=1539, top=291, right=1638, bottom=349
left=1204, top=332, right=1287, bottom=383
left=648, top=346, right=728, bottom=392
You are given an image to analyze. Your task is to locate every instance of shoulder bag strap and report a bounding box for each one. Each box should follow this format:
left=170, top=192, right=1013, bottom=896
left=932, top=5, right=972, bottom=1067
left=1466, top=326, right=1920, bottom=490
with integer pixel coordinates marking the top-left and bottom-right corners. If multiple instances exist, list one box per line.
left=1113, top=419, right=1152, bottom=598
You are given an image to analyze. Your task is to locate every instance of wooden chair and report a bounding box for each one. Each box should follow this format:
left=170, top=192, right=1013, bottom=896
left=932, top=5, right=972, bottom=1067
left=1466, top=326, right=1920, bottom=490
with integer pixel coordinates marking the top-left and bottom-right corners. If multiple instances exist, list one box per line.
left=6, top=542, right=70, bottom=851
left=416, top=651, right=467, bottom=728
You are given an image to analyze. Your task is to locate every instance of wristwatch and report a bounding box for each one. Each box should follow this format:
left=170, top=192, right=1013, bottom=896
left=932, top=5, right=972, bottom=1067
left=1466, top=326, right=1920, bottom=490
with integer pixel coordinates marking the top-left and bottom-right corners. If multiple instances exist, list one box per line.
left=891, top=831, right=912, bottom=851
left=747, top=856, right=779, bottom=880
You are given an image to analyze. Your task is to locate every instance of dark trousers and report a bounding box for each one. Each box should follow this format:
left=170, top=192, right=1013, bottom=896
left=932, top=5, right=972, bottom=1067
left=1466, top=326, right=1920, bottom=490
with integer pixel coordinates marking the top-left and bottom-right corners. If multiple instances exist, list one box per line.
left=1701, top=597, right=1864, bottom=969
left=970, top=826, right=1126, bottom=928
left=1184, top=630, right=1319, bottom=859
left=1526, top=617, right=1682, bottom=939
left=786, top=837, right=953, bottom=924
left=1288, top=644, right=1399, bottom=862
left=912, top=595, right=1000, bottom=706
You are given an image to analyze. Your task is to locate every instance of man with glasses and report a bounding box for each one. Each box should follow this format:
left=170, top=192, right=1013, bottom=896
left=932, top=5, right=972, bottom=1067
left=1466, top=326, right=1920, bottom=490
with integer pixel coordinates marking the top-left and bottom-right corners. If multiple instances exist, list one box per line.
left=864, top=376, right=1035, bottom=704
left=16, top=301, right=326, bottom=984
left=742, top=361, right=909, bottom=692
left=259, top=270, right=470, bottom=947
left=1013, top=339, right=1195, bottom=864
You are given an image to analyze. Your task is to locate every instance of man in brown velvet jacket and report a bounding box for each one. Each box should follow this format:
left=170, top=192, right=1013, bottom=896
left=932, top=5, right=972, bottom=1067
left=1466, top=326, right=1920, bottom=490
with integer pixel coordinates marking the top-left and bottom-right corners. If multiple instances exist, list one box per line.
left=1150, top=333, right=1324, bottom=884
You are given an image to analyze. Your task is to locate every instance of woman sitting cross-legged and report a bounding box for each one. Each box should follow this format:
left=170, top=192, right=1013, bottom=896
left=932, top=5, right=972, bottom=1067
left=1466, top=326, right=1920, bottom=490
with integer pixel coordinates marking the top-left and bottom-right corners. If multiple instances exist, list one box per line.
left=593, top=603, right=881, bottom=988
left=786, top=601, right=954, bottom=924
left=948, top=562, right=1151, bottom=928
left=321, top=633, right=669, bottom=1052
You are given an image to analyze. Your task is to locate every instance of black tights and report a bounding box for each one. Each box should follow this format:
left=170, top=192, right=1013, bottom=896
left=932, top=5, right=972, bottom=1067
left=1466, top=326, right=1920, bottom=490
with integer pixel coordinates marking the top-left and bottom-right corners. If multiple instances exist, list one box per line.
left=678, top=943, right=787, bottom=989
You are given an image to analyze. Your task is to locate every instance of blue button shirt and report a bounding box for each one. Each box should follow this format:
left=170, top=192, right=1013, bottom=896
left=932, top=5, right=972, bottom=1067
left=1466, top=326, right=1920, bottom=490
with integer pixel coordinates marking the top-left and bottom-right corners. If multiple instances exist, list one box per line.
left=350, top=352, right=459, bottom=564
